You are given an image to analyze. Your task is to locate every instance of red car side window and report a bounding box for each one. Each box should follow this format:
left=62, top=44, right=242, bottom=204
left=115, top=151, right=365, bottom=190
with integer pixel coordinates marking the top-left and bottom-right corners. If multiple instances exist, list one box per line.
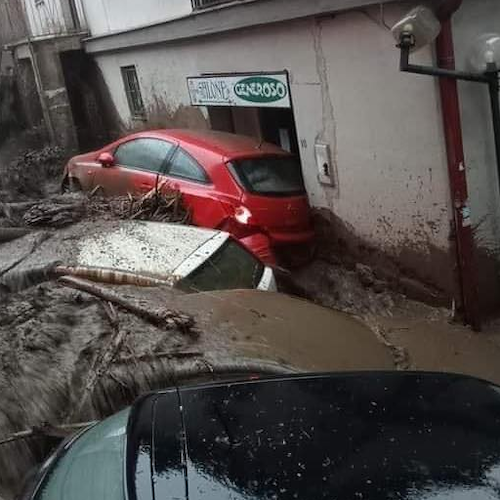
left=114, top=138, right=173, bottom=173
left=167, top=149, right=210, bottom=183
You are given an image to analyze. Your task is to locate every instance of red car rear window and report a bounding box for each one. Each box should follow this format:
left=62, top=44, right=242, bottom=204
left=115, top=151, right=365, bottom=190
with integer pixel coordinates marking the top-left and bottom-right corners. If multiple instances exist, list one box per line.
left=228, top=156, right=305, bottom=197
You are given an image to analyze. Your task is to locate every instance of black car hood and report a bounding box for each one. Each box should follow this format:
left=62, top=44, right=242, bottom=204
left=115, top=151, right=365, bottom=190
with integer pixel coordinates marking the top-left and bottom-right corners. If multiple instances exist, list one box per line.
left=127, top=372, right=500, bottom=500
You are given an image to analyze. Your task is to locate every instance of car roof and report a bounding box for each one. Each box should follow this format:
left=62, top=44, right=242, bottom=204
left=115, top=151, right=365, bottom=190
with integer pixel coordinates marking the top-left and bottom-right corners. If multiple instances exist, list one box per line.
left=129, top=372, right=500, bottom=500
left=151, top=129, right=288, bottom=158
left=1, top=220, right=228, bottom=282
left=78, top=221, right=227, bottom=278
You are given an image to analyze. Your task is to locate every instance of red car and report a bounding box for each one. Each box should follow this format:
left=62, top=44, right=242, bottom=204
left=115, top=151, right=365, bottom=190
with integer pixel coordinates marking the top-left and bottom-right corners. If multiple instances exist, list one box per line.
left=62, top=129, right=314, bottom=264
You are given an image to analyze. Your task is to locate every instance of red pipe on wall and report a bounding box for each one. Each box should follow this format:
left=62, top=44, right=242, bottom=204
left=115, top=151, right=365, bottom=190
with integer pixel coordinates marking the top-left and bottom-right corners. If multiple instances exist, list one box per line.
left=435, top=8, right=481, bottom=329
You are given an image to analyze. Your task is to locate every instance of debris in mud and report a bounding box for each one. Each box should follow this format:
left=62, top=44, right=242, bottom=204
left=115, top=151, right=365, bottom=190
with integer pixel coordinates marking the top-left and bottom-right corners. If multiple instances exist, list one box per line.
left=287, top=259, right=399, bottom=317
left=88, top=185, right=190, bottom=224
left=0, top=188, right=190, bottom=229
left=22, top=198, right=87, bottom=227
left=0, top=146, right=65, bottom=200
left=355, top=263, right=376, bottom=288
left=0, top=196, right=82, bottom=226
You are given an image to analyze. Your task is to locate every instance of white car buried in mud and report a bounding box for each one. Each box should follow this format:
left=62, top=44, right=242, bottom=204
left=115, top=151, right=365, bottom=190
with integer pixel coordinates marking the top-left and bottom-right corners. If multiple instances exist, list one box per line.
left=77, top=221, right=277, bottom=293
left=0, top=221, right=276, bottom=293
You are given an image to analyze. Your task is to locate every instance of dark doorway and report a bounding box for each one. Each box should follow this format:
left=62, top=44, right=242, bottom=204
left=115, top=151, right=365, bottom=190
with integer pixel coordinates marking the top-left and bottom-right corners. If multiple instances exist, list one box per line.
left=60, top=50, right=119, bottom=150
left=208, top=106, right=300, bottom=156
left=259, top=107, right=300, bottom=156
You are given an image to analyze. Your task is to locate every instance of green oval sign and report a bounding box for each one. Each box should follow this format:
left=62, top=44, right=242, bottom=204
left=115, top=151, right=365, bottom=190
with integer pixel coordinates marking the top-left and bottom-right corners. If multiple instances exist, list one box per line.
left=234, top=76, right=287, bottom=104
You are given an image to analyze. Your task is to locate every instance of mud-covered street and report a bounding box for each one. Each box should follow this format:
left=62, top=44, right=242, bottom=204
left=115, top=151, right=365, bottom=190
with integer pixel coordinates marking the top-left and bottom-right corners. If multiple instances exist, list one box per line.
left=4, top=1, right=500, bottom=499
left=1, top=139, right=500, bottom=498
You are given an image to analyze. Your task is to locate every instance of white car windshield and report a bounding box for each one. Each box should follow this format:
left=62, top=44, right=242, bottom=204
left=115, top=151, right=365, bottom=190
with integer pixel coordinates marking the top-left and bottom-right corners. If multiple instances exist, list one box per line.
left=178, top=240, right=264, bottom=292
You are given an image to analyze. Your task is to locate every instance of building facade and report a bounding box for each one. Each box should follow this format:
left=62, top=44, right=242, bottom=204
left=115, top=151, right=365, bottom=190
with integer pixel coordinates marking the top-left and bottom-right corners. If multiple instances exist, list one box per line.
left=0, top=0, right=116, bottom=150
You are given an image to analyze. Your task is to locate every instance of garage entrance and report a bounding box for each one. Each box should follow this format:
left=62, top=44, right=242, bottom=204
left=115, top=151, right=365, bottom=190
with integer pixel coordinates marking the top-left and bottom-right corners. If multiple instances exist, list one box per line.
left=186, top=71, right=300, bottom=155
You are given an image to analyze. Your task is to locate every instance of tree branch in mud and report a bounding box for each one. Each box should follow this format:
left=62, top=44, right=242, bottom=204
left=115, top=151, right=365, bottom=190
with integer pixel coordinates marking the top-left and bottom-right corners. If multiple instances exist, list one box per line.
left=0, top=422, right=97, bottom=446
left=1, top=264, right=177, bottom=294
left=115, top=351, right=203, bottom=364
left=69, top=301, right=127, bottom=421
left=59, top=276, right=197, bottom=335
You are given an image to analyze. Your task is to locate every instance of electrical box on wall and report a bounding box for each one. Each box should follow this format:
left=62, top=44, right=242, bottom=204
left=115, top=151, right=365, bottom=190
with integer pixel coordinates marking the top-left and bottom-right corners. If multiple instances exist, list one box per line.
left=315, top=143, right=334, bottom=186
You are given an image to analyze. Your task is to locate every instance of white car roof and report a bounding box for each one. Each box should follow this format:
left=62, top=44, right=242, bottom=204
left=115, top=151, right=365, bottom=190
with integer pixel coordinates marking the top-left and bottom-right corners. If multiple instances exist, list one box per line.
left=78, top=221, right=229, bottom=279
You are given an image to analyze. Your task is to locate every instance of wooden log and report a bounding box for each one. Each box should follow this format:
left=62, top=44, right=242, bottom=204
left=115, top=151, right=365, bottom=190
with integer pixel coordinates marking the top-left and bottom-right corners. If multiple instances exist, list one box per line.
left=0, top=228, right=31, bottom=244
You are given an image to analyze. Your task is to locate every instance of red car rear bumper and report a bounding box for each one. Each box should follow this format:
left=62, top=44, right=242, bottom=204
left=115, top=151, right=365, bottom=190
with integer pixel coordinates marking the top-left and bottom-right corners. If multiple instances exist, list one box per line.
left=268, top=229, right=316, bottom=245
left=240, top=233, right=277, bottom=266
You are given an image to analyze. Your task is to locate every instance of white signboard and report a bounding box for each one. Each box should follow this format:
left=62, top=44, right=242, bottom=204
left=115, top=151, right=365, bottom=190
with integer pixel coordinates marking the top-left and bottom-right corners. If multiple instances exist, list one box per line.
left=187, top=73, right=291, bottom=108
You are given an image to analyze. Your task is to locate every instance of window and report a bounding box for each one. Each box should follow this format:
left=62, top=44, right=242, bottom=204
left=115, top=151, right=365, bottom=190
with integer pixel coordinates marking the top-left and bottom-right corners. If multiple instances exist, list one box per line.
left=192, top=0, right=234, bottom=9
left=168, top=149, right=209, bottom=183
left=228, top=156, right=305, bottom=196
left=177, top=240, right=264, bottom=293
left=114, top=138, right=173, bottom=172
left=121, top=66, right=145, bottom=118
left=35, top=409, right=130, bottom=500
left=68, top=0, right=81, bottom=31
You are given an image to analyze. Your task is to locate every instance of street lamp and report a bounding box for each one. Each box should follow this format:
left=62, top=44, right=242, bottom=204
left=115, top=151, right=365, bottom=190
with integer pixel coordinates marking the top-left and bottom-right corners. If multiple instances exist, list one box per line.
left=391, top=7, right=500, bottom=196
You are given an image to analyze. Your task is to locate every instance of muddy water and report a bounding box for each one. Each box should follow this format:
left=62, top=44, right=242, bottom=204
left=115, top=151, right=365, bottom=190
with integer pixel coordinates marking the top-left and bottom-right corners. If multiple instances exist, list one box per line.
left=2, top=222, right=500, bottom=499
left=170, top=290, right=394, bottom=372
left=379, top=315, right=500, bottom=384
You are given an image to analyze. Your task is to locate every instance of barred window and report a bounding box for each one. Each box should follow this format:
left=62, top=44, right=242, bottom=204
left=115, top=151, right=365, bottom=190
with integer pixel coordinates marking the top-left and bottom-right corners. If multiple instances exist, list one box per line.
left=121, top=66, right=145, bottom=119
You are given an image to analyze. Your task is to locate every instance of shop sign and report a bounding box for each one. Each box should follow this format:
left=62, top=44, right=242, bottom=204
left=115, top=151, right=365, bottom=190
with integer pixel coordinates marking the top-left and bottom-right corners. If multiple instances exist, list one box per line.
left=187, top=73, right=291, bottom=108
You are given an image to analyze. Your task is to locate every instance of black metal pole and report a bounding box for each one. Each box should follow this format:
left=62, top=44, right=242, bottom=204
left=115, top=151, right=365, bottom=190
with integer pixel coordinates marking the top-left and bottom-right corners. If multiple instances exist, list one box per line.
left=486, top=69, right=500, bottom=198
left=398, top=37, right=489, bottom=83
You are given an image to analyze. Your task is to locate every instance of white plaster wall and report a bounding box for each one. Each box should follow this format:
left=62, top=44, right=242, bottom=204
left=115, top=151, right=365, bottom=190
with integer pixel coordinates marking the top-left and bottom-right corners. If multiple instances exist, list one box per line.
left=80, top=0, right=191, bottom=36
left=93, top=5, right=452, bottom=265
left=318, top=9, right=450, bottom=258
left=453, top=0, right=500, bottom=253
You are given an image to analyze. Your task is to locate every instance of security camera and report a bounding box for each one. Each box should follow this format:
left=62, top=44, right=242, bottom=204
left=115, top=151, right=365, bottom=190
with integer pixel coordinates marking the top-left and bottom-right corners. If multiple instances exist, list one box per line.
left=391, top=6, right=442, bottom=51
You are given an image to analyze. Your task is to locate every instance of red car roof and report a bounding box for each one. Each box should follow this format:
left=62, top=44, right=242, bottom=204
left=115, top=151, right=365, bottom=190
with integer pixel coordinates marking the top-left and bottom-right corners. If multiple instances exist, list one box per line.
left=149, top=129, right=288, bottom=158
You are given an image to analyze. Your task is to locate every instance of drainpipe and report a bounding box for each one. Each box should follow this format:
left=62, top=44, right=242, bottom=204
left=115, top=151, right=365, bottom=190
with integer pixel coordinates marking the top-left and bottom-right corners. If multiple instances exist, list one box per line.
left=434, top=1, right=481, bottom=330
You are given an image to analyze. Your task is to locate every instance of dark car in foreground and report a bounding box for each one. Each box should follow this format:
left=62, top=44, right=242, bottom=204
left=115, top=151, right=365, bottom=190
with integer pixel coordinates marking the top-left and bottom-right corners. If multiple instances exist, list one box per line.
left=23, top=372, right=500, bottom=500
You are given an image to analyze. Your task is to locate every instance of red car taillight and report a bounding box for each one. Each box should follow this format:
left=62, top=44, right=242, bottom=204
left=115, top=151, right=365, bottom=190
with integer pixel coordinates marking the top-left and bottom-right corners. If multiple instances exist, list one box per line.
left=221, top=206, right=262, bottom=239
left=221, top=217, right=259, bottom=239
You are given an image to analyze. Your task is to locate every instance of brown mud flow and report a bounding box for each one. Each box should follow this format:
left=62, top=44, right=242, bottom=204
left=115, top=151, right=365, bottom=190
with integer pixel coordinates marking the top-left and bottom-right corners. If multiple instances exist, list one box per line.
left=0, top=276, right=394, bottom=497
left=2, top=143, right=500, bottom=499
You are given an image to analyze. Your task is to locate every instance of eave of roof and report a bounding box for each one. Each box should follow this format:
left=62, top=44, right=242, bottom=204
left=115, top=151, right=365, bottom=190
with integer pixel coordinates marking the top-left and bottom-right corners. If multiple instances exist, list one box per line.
left=84, top=0, right=403, bottom=54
